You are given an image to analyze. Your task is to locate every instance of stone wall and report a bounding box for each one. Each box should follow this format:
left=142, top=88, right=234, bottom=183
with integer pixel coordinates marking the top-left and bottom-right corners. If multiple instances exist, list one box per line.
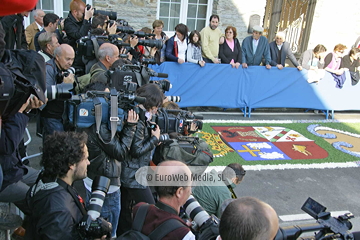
left=214, top=0, right=267, bottom=43
left=94, top=0, right=158, bottom=30
left=92, top=0, right=360, bottom=51
left=308, top=0, right=360, bottom=52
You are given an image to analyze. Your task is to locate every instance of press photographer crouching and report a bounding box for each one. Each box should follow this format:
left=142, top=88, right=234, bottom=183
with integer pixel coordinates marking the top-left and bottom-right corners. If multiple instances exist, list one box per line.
left=127, top=160, right=196, bottom=240
left=25, top=131, right=111, bottom=240
left=40, top=44, right=75, bottom=140
left=118, top=83, right=164, bottom=235
left=81, top=81, right=139, bottom=238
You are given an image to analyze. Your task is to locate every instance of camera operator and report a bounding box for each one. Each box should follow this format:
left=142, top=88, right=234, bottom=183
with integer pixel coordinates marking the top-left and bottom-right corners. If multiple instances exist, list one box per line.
left=89, top=42, right=119, bottom=84
left=192, top=163, right=246, bottom=218
left=34, top=13, right=64, bottom=52
left=24, top=131, right=95, bottom=240
left=40, top=44, right=75, bottom=139
left=64, top=0, right=94, bottom=74
left=219, top=197, right=279, bottom=240
left=37, top=32, right=60, bottom=62
left=131, top=160, right=196, bottom=239
left=80, top=82, right=139, bottom=238
left=117, top=83, right=164, bottom=236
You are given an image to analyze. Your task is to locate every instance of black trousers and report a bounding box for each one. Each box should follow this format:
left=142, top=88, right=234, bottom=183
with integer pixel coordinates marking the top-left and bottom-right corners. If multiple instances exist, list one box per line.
left=117, top=186, right=155, bottom=236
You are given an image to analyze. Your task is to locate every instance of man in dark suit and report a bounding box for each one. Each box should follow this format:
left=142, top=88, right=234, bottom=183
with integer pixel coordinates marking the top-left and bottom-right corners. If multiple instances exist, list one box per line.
left=25, top=9, right=45, bottom=50
left=269, top=31, right=302, bottom=71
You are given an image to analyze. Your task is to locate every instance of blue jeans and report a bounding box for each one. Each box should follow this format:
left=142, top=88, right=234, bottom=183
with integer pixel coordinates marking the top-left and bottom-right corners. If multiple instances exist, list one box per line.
left=41, top=117, right=64, bottom=140
left=86, top=188, right=121, bottom=238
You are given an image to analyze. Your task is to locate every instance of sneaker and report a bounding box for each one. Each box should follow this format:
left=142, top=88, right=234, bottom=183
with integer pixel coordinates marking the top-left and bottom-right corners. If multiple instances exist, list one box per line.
left=0, top=213, right=22, bottom=230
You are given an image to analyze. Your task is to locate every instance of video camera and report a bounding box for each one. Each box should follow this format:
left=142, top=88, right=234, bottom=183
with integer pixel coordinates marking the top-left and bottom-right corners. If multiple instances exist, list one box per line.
left=78, top=35, right=130, bottom=61
left=78, top=176, right=112, bottom=240
left=274, top=197, right=355, bottom=240
left=86, top=4, right=117, bottom=20
left=152, top=108, right=203, bottom=136
left=183, top=195, right=219, bottom=240
left=107, top=63, right=168, bottom=89
left=65, top=85, right=145, bottom=132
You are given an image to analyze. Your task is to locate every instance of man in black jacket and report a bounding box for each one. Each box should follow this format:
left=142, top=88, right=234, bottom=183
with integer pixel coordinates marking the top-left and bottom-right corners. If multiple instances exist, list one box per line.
left=25, top=131, right=90, bottom=240
left=0, top=11, right=30, bottom=49
left=82, top=82, right=138, bottom=238
left=64, top=0, right=94, bottom=73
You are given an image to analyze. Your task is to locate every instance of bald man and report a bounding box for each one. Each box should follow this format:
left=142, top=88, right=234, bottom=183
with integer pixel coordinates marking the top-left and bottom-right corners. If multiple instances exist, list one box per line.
left=90, top=42, right=119, bottom=83
left=219, top=197, right=279, bottom=240
left=40, top=44, right=75, bottom=139
left=131, top=161, right=196, bottom=240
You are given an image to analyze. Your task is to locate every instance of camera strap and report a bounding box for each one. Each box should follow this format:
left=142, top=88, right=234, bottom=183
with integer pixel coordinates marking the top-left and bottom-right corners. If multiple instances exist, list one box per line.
left=91, top=38, right=100, bottom=61
left=94, top=88, right=118, bottom=144
left=57, top=178, right=88, bottom=216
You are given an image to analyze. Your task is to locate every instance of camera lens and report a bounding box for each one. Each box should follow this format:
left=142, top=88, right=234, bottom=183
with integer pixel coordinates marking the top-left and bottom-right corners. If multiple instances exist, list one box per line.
left=87, top=176, right=110, bottom=220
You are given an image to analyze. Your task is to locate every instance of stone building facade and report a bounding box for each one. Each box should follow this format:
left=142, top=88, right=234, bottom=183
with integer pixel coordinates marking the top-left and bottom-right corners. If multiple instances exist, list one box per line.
left=92, top=0, right=360, bottom=53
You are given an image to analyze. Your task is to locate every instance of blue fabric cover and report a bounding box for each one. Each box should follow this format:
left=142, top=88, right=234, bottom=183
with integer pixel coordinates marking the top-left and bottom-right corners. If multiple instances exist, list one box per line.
left=149, top=62, right=358, bottom=111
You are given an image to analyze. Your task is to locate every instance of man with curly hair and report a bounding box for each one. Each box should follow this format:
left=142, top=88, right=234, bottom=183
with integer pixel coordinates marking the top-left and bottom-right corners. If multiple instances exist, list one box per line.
left=25, top=131, right=91, bottom=239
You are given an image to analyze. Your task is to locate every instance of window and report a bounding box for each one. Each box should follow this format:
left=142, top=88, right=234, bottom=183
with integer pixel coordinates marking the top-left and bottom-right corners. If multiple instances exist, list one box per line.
left=158, top=0, right=213, bottom=33
left=25, top=0, right=92, bottom=27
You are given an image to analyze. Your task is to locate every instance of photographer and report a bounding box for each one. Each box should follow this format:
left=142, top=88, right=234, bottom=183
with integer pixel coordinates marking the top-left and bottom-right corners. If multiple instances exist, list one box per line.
left=40, top=44, right=75, bottom=139
left=64, top=0, right=94, bottom=73
left=219, top=197, right=279, bottom=240
left=81, top=82, right=139, bottom=238
left=118, top=83, right=164, bottom=235
left=34, top=13, right=63, bottom=52
left=90, top=15, right=117, bottom=36
left=90, top=42, right=119, bottom=84
left=192, top=163, right=246, bottom=218
left=37, top=32, right=60, bottom=62
left=24, top=131, right=93, bottom=240
left=131, top=160, right=195, bottom=239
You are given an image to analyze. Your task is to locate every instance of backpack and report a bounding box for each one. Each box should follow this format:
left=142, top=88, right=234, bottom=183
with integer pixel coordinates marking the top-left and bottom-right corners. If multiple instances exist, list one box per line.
left=118, top=204, right=184, bottom=240
left=0, top=49, right=46, bottom=119
left=0, top=61, right=15, bottom=116
left=154, top=136, right=213, bottom=166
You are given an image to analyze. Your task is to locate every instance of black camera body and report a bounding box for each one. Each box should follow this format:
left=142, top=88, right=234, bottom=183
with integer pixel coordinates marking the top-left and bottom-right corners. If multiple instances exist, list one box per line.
left=78, top=216, right=112, bottom=240
left=86, top=4, right=117, bottom=20
left=153, top=108, right=203, bottom=136
left=183, top=195, right=219, bottom=240
left=275, top=197, right=354, bottom=240
left=77, top=176, right=112, bottom=239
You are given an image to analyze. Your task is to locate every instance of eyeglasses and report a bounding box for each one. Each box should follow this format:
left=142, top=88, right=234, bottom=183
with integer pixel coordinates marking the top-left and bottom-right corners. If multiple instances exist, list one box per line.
left=338, top=50, right=344, bottom=54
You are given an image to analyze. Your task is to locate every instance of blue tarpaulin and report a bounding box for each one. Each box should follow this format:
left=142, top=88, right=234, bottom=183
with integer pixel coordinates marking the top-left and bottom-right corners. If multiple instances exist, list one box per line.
left=149, top=62, right=358, bottom=113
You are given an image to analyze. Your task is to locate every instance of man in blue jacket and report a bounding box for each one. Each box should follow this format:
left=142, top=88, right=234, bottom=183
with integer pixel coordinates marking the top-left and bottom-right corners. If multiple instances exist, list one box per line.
left=241, top=25, right=271, bottom=69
